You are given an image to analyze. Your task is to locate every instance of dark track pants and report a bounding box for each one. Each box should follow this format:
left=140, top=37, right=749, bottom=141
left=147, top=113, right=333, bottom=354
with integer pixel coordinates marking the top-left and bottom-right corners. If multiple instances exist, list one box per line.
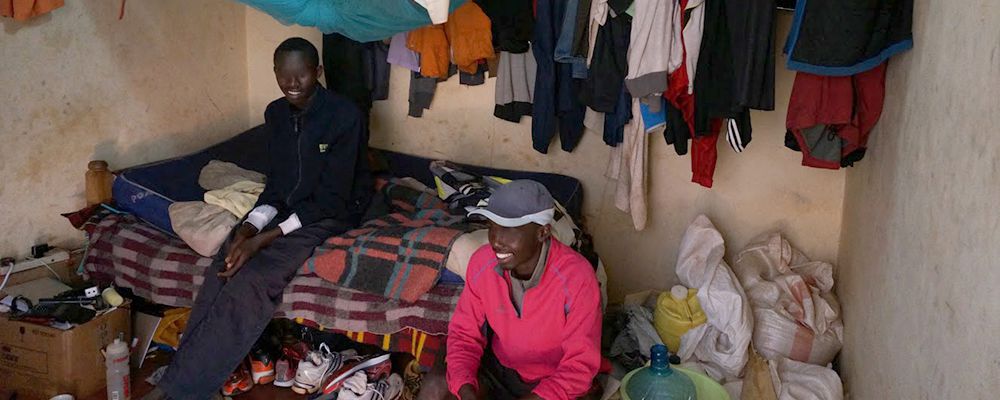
left=158, top=219, right=351, bottom=400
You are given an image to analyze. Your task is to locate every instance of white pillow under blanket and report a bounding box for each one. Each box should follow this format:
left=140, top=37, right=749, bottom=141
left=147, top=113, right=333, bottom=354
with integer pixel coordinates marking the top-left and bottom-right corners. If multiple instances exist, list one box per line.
left=445, top=229, right=489, bottom=280
left=445, top=220, right=579, bottom=281
left=169, top=201, right=238, bottom=257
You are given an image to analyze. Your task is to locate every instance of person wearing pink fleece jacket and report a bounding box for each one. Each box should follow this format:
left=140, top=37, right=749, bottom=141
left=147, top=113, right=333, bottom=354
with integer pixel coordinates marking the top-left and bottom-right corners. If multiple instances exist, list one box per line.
left=419, top=180, right=602, bottom=400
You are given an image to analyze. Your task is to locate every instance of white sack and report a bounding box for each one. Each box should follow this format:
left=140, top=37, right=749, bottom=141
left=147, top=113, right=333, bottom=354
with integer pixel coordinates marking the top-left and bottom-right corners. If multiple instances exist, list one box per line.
left=774, top=358, right=843, bottom=400
left=733, top=233, right=843, bottom=365
left=675, top=215, right=753, bottom=382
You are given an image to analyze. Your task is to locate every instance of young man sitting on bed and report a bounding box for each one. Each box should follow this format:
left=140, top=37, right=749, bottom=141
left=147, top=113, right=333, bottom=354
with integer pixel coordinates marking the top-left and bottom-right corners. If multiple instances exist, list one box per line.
left=419, top=180, right=603, bottom=400
left=146, top=37, right=372, bottom=400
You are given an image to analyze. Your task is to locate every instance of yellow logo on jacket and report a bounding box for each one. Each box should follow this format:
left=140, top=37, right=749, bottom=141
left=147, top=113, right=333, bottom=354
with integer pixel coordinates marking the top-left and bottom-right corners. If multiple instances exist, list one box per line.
left=319, top=143, right=329, bottom=153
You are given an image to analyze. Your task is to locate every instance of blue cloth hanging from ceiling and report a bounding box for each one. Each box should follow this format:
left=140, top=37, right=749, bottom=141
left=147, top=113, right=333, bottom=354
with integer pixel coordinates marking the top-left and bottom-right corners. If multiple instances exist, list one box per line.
left=237, top=0, right=468, bottom=43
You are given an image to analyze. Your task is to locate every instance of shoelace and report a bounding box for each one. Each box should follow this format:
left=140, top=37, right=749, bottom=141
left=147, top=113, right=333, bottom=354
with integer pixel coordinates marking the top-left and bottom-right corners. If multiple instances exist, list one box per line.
left=368, top=380, right=390, bottom=400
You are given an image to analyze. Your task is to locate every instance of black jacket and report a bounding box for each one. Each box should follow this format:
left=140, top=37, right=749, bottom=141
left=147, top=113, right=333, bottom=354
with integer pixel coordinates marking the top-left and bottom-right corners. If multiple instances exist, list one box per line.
left=253, top=85, right=372, bottom=227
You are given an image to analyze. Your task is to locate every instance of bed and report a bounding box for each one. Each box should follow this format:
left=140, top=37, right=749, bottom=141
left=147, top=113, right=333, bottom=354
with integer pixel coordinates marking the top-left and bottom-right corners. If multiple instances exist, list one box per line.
left=83, top=125, right=592, bottom=369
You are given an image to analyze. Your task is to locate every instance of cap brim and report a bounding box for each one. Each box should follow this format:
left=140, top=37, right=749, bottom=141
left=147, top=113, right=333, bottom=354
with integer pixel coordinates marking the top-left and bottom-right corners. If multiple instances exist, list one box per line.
left=468, top=208, right=554, bottom=227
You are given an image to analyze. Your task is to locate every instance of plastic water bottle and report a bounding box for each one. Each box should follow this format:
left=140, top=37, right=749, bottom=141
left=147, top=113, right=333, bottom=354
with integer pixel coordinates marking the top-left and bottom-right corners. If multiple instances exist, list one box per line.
left=624, top=344, right=696, bottom=400
left=104, top=335, right=131, bottom=400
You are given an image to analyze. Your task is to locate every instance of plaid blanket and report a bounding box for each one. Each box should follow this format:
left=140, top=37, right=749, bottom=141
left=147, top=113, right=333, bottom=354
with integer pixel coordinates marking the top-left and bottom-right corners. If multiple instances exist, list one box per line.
left=303, top=179, right=479, bottom=302
left=84, top=212, right=211, bottom=304
left=82, top=214, right=462, bottom=337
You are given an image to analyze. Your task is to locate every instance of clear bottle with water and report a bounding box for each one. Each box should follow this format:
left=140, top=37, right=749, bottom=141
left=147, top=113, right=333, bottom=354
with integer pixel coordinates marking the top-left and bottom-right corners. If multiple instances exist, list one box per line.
left=104, top=334, right=131, bottom=400
left=624, top=344, right=696, bottom=400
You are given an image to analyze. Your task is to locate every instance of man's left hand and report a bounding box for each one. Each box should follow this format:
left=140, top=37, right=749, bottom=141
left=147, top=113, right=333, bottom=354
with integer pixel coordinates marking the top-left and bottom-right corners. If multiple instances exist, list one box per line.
left=220, top=235, right=263, bottom=278
left=219, top=228, right=281, bottom=278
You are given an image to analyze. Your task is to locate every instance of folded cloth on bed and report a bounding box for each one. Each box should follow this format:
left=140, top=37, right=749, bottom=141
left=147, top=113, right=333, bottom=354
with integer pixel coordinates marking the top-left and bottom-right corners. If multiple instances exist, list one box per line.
left=169, top=202, right=238, bottom=257
left=303, top=177, right=481, bottom=302
left=203, top=180, right=265, bottom=218
left=198, top=160, right=266, bottom=190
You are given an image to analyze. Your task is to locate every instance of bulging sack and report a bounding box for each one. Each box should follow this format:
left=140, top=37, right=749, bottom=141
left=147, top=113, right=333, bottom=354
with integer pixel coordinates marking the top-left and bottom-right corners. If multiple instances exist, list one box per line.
left=733, top=233, right=844, bottom=365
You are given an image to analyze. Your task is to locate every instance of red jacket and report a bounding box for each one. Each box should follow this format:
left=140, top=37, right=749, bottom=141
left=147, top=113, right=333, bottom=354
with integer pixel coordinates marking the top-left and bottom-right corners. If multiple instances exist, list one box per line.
left=446, top=239, right=602, bottom=400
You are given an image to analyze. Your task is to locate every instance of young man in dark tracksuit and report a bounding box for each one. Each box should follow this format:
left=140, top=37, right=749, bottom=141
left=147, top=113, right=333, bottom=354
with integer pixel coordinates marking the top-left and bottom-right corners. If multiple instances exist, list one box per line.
left=148, top=37, right=372, bottom=400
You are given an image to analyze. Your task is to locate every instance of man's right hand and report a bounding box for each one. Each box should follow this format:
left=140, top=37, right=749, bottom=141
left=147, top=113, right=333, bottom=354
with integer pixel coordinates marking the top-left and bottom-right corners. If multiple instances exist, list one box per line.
left=458, top=384, right=480, bottom=400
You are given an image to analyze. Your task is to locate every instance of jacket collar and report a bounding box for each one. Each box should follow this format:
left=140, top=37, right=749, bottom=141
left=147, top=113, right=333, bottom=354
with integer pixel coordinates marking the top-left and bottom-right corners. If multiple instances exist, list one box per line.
left=284, top=84, right=329, bottom=117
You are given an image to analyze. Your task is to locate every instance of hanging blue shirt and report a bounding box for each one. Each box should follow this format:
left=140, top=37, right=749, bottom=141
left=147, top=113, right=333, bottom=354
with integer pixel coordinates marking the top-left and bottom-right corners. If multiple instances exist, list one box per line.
left=239, top=0, right=467, bottom=43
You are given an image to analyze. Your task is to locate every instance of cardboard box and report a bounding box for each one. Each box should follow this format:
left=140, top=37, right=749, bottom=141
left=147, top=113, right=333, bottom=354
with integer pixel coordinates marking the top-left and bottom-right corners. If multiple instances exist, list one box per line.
left=0, top=305, right=131, bottom=400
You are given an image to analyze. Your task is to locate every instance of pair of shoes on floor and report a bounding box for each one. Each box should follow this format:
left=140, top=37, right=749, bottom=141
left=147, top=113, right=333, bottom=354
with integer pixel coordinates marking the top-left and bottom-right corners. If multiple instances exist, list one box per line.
left=273, top=340, right=311, bottom=388
left=221, top=358, right=254, bottom=396
left=249, top=341, right=277, bottom=385
left=318, top=352, right=393, bottom=396
left=292, top=343, right=361, bottom=394
left=337, top=371, right=404, bottom=400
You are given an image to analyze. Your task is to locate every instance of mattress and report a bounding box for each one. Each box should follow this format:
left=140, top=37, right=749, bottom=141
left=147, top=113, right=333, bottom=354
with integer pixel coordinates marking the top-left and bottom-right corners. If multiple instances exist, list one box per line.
left=83, top=213, right=456, bottom=369
left=113, top=125, right=585, bottom=235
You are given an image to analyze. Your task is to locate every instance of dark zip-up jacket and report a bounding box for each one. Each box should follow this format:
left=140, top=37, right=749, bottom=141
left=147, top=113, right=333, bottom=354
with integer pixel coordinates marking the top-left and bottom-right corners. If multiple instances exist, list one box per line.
left=253, top=85, right=372, bottom=228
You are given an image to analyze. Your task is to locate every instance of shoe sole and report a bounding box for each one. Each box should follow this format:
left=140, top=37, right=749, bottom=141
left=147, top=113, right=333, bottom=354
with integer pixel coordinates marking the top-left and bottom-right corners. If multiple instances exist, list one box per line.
left=292, top=385, right=319, bottom=395
left=252, top=369, right=275, bottom=385
left=274, top=379, right=294, bottom=388
left=221, top=382, right=254, bottom=397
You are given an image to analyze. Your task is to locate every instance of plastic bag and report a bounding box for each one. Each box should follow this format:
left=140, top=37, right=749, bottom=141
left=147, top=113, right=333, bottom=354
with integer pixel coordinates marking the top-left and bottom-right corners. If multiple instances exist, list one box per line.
left=675, top=215, right=753, bottom=382
left=653, top=286, right=707, bottom=353
left=733, top=233, right=843, bottom=365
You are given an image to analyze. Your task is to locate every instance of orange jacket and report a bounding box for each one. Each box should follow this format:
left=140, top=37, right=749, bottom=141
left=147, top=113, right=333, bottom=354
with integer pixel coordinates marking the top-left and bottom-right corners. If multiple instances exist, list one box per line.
left=1, top=0, right=63, bottom=21
left=407, top=2, right=494, bottom=79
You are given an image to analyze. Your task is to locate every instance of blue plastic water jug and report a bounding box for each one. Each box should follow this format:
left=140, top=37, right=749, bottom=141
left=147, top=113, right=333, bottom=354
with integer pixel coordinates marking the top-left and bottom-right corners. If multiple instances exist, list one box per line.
left=624, top=344, right=697, bottom=400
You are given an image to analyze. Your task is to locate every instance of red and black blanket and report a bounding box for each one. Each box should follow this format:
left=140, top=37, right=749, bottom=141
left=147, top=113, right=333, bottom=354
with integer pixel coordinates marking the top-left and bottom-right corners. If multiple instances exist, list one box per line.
left=302, top=178, right=480, bottom=302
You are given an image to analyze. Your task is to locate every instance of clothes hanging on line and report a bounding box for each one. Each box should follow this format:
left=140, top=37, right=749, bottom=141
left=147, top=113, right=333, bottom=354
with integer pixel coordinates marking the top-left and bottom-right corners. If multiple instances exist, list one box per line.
left=408, top=72, right=438, bottom=118
left=554, top=0, right=589, bottom=79
left=460, top=64, right=488, bottom=86
left=408, top=2, right=494, bottom=78
left=661, top=0, right=705, bottom=157
left=495, top=49, right=537, bottom=123
left=785, top=62, right=888, bottom=169
left=571, top=0, right=593, bottom=59
left=532, top=0, right=587, bottom=154
left=1, top=0, right=62, bottom=21
left=474, top=0, right=534, bottom=53
left=237, top=0, right=467, bottom=43
left=387, top=32, right=420, bottom=73
left=691, top=119, right=723, bottom=188
left=408, top=24, right=450, bottom=79
left=445, top=2, right=495, bottom=74
left=414, top=0, right=451, bottom=24
left=623, top=0, right=683, bottom=103
left=784, top=0, right=913, bottom=76
left=608, top=99, right=647, bottom=230
left=579, top=11, right=631, bottom=114
left=322, top=33, right=390, bottom=111
left=728, top=0, right=776, bottom=110
left=692, top=0, right=752, bottom=138
left=604, top=86, right=633, bottom=146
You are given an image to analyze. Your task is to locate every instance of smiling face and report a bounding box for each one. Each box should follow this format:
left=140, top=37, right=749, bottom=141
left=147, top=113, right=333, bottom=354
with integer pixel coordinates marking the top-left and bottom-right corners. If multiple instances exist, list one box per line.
left=488, top=221, right=551, bottom=279
left=273, top=50, right=323, bottom=110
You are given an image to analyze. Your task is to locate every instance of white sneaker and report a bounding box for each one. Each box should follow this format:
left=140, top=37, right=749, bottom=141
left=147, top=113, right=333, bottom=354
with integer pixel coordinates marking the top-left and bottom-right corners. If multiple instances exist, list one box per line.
left=291, top=344, right=356, bottom=394
left=364, top=373, right=404, bottom=400
left=336, top=371, right=370, bottom=400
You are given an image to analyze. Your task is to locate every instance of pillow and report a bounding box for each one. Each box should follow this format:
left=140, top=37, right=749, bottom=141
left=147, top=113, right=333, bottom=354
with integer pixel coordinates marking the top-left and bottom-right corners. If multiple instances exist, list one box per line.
left=444, top=229, right=489, bottom=281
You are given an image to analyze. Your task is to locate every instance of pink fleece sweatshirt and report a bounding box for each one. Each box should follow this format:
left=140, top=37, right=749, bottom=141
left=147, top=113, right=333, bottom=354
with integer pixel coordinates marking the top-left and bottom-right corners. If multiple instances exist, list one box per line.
left=446, top=239, right=602, bottom=400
